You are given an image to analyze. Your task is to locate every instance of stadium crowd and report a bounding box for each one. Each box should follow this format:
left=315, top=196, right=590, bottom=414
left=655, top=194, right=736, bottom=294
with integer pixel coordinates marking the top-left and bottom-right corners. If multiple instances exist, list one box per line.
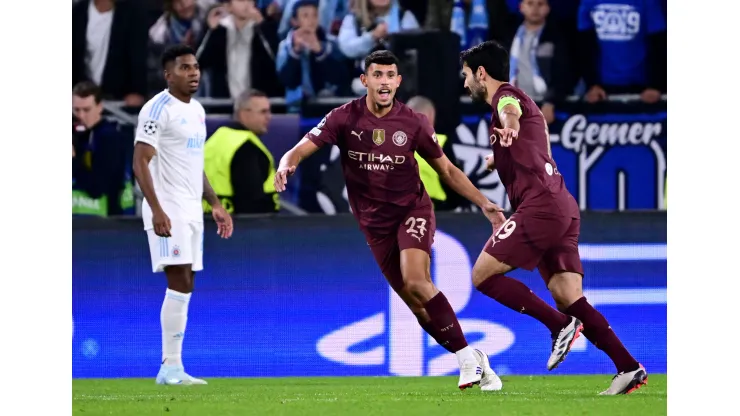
left=72, top=0, right=667, bottom=217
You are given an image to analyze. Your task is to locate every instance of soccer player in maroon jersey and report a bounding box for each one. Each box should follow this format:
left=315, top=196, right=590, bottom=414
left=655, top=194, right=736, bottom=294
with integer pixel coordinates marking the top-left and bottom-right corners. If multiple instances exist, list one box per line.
left=460, top=40, right=647, bottom=395
left=275, top=50, right=505, bottom=391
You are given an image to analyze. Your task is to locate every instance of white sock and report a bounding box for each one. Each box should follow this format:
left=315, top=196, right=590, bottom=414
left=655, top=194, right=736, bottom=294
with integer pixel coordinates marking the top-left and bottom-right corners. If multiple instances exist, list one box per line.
left=160, top=288, right=191, bottom=367
left=455, top=346, right=477, bottom=365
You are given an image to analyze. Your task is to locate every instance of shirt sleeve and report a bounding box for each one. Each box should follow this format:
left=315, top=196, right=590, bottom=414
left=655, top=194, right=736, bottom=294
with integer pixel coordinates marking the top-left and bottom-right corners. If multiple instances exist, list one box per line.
left=577, top=0, right=594, bottom=31
left=415, top=114, right=444, bottom=161
left=134, top=97, right=171, bottom=150
left=645, top=0, right=667, bottom=34
left=305, top=107, right=346, bottom=147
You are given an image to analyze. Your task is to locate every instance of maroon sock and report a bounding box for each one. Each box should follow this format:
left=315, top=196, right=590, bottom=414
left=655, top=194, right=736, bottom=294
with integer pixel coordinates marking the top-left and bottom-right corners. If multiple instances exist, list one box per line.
left=423, top=292, right=468, bottom=353
left=565, top=297, right=639, bottom=373
left=477, top=274, right=570, bottom=334
left=420, top=320, right=443, bottom=345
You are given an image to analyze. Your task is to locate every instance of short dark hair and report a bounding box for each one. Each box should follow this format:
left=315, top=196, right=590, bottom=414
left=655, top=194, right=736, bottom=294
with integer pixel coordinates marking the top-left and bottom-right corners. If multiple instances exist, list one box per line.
left=161, top=44, right=197, bottom=69
left=72, top=81, right=103, bottom=104
left=459, top=40, right=510, bottom=82
left=292, top=0, right=318, bottom=17
left=364, top=50, right=400, bottom=73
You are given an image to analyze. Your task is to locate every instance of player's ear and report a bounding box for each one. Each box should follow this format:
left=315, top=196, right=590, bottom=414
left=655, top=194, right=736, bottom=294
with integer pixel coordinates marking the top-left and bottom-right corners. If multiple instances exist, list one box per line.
left=360, top=73, right=367, bottom=87
left=396, top=74, right=402, bottom=88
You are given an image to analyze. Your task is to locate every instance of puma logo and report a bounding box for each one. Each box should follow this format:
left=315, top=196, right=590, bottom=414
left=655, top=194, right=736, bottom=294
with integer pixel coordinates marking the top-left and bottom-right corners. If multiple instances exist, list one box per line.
left=351, top=131, right=363, bottom=141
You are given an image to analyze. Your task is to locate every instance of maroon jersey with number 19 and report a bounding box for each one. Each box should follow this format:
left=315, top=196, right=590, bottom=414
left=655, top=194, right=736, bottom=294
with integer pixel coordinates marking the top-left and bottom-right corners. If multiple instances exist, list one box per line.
left=485, top=84, right=583, bottom=283
left=490, top=84, right=579, bottom=218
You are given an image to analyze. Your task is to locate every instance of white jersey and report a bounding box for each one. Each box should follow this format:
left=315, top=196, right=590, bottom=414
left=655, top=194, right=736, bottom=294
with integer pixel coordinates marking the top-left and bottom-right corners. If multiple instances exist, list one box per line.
left=135, top=90, right=207, bottom=230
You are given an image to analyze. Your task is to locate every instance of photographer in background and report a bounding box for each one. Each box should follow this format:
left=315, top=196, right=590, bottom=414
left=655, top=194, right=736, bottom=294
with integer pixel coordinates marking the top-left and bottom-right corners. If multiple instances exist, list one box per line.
left=72, top=81, right=135, bottom=217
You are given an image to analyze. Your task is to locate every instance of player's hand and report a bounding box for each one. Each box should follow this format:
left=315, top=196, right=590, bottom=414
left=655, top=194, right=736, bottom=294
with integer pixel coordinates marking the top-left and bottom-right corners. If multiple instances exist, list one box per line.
left=640, top=88, right=661, bottom=104
left=584, top=85, right=607, bottom=103
left=484, top=153, right=494, bottom=171
left=212, top=205, right=233, bottom=239
left=481, top=202, right=506, bottom=232
left=274, top=166, right=297, bottom=192
left=152, top=209, right=172, bottom=237
left=493, top=127, right=518, bottom=147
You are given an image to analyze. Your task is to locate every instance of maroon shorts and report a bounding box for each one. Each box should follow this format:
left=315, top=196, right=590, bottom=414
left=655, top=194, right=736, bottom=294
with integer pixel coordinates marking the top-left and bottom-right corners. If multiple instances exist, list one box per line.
left=365, top=205, right=436, bottom=292
left=483, top=211, right=584, bottom=285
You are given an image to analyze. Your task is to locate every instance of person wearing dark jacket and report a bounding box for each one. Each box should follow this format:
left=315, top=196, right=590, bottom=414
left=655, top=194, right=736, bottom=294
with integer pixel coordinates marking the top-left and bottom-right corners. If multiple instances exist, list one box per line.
left=72, top=0, right=149, bottom=105
left=204, top=90, right=279, bottom=215
left=505, top=0, right=574, bottom=124
left=197, top=0, right=284, bottom=98
left=72, top=81, right=134, bottom=216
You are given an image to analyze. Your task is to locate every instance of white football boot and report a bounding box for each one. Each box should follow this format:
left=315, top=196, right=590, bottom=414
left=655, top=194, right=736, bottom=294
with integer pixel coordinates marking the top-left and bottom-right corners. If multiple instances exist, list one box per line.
left=474, top=349, right=503, bottom=391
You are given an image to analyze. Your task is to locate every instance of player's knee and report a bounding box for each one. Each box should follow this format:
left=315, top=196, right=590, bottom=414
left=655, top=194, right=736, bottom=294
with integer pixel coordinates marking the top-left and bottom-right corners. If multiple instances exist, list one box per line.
left=165, top=266, right=194, bottom=293
left=471, top=260, right=508, bottom=288
left=548, top=272, right=583, bottom=309
left=403, top=278, right=436, bottom=304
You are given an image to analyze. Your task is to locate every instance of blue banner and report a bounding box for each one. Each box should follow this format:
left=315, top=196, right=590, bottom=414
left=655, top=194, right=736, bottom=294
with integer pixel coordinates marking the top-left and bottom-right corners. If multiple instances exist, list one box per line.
left=453, top=111, right=667, bottom=211
left=73, top=213, right=666, bottom=378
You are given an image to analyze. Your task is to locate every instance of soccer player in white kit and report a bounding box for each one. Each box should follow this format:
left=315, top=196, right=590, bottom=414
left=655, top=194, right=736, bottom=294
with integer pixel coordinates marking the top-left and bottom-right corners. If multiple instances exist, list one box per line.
left=133, top=45, right=234, bottom=385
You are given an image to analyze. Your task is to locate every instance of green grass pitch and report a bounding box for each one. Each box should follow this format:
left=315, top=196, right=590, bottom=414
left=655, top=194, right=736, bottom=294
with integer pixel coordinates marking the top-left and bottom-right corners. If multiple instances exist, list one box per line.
left=73, top=374, right=666, bottom=416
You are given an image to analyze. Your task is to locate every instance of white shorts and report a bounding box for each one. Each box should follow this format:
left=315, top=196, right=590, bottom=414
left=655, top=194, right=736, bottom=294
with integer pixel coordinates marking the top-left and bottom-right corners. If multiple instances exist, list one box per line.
left=146, top=222, right=204, bottom=273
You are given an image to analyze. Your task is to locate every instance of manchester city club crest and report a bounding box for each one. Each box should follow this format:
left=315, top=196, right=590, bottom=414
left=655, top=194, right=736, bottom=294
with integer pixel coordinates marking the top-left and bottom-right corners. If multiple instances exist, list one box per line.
left=392, top=131, right=407, bottom=146
left=372, top=129, right=385, bottom=146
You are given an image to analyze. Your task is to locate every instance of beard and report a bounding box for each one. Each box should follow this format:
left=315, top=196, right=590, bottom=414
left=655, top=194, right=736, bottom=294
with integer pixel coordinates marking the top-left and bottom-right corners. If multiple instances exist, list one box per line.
left=469, top=81, right=488, bottom=104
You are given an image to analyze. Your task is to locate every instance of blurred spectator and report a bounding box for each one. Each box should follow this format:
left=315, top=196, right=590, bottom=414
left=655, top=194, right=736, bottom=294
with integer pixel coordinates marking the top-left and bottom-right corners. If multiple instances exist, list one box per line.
left=204, top=90, right=280, bottom=214
left=149, top=1, right=207, bottom=49
left=72, top=81, right=135, bottom=216
left=578, top=0, right=667, bottom=104
left=198, top=0, right=284, bottom=98
left=72, top=0, right=149, bottom=106
left=276, top=0, right=350, bottom=109
left=148, top=0, right=209, bottom=95
left=280, top=0, right=351, bottom=37
left=338, top=0, right=419, bottom=59
left=425, top=0, right=513, bottom=46
left=406, top=96, right=468, bottom=211
left=338, top=0, right=419, bottom=94
left=508, top=0, right=572, bottom=123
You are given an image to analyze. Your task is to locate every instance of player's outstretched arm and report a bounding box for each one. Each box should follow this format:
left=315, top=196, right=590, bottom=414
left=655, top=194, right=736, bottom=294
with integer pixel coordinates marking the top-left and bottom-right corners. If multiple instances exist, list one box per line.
left=494, top=100, right=522, bottom=147
left=428, top=155, right=506, bottom=230
left=274, top=137, right=321, bottom=192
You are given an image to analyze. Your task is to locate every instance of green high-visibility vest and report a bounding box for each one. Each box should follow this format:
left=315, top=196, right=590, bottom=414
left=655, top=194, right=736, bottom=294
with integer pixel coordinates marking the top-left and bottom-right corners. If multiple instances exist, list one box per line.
left=203, top=126, right=279, bottom=213
left=72, top=181, right=135, bottom=216
left=414, top=133, right=448, bottom=202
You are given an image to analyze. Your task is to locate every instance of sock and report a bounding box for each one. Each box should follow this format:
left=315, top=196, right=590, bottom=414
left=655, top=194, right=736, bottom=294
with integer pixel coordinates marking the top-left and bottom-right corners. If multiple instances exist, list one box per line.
left=477, top=274, right=570, bottom=334
left=161, top=288, right=192, bottom=367
left=423, top=292, right=470, bottom=354
left=565, top=297, right=639, bottom=373
left=420, top=320, right=442, bottom=345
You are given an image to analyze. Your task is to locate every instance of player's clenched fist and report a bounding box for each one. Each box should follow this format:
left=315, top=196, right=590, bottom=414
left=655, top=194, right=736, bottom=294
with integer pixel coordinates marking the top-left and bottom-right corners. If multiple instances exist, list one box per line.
left=152, top=209, right=172, bottom=237
left=274, top=165, right=296, bottom=192
left=493, top=127, right=518, bottom=147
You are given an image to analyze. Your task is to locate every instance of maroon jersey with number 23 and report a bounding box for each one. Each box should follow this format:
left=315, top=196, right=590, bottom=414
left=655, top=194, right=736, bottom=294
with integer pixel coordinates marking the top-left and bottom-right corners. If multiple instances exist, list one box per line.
left=305, top=96, right=444, bottom=236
